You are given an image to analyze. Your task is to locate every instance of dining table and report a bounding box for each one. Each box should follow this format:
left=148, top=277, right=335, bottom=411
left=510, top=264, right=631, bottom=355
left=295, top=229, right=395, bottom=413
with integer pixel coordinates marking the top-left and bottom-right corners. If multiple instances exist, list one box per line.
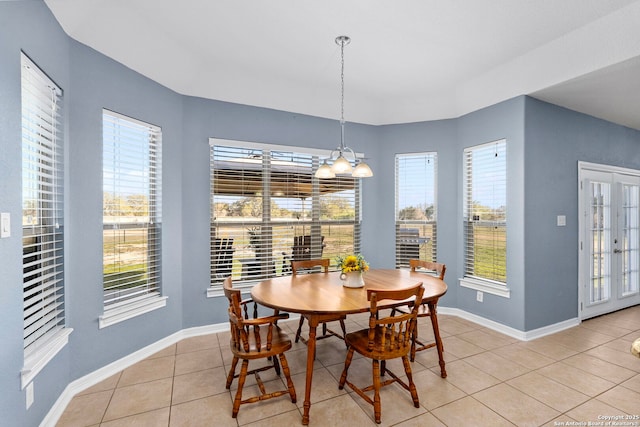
left=250, top=268, right=448, bottom=425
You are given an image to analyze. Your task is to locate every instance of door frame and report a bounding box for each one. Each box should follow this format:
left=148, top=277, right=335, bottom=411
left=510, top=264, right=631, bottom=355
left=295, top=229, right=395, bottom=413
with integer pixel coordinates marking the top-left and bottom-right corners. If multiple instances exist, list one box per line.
left=578, top=161, right=640, bottom=320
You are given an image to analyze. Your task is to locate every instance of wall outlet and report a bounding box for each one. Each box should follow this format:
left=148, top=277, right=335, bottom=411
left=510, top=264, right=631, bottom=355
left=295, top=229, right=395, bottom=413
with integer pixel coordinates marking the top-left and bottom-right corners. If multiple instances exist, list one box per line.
left=26, top=382, right=34, bottom=409
left=476, top=291, right=484, bottom=302
left=0, top=212, right=10, bottom=238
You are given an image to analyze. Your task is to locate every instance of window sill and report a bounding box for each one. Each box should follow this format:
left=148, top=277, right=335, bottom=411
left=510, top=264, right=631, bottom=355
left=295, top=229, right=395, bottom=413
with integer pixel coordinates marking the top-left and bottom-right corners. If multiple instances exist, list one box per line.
left=460, top=277, right=510, bottom=298
left=99, top=295, right=168, bottom=329
left=21, top=327, right=73, bottom=389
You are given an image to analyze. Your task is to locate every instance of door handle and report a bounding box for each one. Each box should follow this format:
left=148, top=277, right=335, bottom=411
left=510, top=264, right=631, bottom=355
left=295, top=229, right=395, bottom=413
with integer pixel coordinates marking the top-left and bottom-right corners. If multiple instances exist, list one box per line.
left=614, top=248, right=622, bottom=254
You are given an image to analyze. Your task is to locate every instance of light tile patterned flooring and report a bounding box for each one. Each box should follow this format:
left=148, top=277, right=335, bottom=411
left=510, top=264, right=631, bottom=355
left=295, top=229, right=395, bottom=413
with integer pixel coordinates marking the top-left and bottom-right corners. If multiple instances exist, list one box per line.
left=57, top=305, right=640, bottom=426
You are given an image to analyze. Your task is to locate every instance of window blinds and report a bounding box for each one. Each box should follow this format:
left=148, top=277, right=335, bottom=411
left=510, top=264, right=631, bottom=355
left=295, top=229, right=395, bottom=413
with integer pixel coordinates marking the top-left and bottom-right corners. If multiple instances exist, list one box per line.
left=103, top=110, right=162, bottom=307
left=210, top=141, right=361, bottom=289
left=463, top=140, right=507, bottom=283
left=395, top=153, right=437, bottom=268
left=21, top=53, right=65, bottom=354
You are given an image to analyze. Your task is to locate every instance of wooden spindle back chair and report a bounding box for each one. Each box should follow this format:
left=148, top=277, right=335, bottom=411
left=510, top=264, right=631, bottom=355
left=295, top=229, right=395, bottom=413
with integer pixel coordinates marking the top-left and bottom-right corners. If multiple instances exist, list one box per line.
left=391, top=259, right=447, bottom=377
left=339, top=284, right=424, bottom=424
left=223, top=277, right=297, bottom=418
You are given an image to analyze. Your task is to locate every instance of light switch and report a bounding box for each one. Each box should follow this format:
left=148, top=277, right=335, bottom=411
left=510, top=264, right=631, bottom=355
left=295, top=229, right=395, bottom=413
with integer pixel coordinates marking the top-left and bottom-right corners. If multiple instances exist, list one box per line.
left=1, top=213, right=10, bottom=238
left=557, top=215, right=566, bottom=227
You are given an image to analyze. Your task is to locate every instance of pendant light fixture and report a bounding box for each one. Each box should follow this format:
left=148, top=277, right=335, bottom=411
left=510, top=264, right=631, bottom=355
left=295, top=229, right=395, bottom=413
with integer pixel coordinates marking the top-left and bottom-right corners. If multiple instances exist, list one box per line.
left=316, top=36, right=373, bottom=179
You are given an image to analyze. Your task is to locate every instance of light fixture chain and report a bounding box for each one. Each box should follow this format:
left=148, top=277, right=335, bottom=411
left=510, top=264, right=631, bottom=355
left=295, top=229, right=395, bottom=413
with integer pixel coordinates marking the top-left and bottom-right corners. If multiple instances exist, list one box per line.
left=340, top=37, right=345, bottom=125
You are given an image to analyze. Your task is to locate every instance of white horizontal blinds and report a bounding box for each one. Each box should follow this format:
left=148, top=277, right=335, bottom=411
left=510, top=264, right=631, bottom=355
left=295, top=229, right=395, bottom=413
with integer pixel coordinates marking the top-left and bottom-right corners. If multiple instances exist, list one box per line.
left=210, top=142, right=361, bottom=287
left=319, top=173, right=359, bottom=263
left=103, top=111, right=162, bottom=307
left=395, top=153, right=437, bottom=268
left=463, top=140, right=507, bottom=283
left=21, top=53, right=65, bottom=354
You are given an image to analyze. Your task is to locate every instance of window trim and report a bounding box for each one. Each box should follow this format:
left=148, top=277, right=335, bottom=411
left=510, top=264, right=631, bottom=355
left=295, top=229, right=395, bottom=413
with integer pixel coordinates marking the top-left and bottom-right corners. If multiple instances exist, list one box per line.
left=101, top=110, right=164, bottom=325
left=98, top=294, right=168, bottom=329
left=394, top=151, right=438, bottom=268
left=21, top=328, right=73, bottom=389
left=461, top=139, right=508, bottom=294
left=459, top=276, right=511, bottom=298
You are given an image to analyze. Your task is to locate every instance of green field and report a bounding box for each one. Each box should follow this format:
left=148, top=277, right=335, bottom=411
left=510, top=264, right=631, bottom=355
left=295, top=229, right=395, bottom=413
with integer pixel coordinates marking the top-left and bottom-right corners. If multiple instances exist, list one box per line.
left=468, top=224, right=506, bottom=282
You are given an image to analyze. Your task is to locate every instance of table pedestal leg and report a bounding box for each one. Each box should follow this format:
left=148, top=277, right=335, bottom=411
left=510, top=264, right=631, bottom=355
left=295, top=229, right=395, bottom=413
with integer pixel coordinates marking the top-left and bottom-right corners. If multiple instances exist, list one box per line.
left=427, top=302, right=447, bottom=378
left=302, top=315, right=318, bottom=425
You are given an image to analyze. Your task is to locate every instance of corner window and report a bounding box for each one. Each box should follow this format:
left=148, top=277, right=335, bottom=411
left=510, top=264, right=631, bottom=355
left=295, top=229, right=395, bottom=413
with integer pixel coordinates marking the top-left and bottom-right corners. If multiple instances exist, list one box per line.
left=100, top=110, right=165, bottom=328
left=21, top=53, right=70, bottom=388
left=462, top=139, right=507, bottom=291
left=395, top=152, right=437, bottom=267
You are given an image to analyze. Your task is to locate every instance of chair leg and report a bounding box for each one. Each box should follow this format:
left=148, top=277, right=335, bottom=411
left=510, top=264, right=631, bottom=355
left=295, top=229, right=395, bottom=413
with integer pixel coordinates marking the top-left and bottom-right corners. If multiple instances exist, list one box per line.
left=278, top=353, right=297, bottom=403
left=402, top=355, right=420, bottom=408
left=339, top=319, right=347, bottom=347
left=272, top=354, right=281, bottom=376
left=225, top=356, right=239, bottom=389
left=232, top=359, right=249, bottom=418
left=372, top=359, right=382, bottom=424
left=295, top=316, right=305, bottom=343
left=338, top=348, right=355, bottom=389
left=410, top=323, right=418, bottom=362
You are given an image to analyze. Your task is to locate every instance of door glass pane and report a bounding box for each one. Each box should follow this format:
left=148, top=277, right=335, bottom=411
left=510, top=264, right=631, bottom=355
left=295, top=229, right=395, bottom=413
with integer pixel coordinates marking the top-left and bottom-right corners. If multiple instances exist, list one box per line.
left=590, top=182, right=611, bottom=303
left=621, top=184, right=639, bottom=296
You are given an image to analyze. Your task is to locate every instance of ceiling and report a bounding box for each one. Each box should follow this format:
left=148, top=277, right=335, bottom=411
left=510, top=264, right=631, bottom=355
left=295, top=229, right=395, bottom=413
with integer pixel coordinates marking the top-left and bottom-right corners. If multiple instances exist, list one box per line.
left=45, top=0, right=640, bottom=129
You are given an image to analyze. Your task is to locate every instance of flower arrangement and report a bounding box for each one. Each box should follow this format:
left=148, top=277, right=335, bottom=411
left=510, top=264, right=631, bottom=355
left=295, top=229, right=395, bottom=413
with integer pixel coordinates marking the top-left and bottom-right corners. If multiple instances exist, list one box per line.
left=336, top=254, right=369, bottom=274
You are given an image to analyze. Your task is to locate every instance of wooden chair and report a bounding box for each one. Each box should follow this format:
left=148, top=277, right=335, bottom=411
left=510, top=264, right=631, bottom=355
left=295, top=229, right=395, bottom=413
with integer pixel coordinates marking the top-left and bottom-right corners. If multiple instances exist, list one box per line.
left=211, top=238, right=234, bottom=279
left=292, top=259, right=348, bottom=349
left=392, top=259, right=447, bottom=376
left=291, top=235, right=325, bottom=261
left=338, top=284, right=425, bottom=424
left=223, top=277, right=297, bottom=418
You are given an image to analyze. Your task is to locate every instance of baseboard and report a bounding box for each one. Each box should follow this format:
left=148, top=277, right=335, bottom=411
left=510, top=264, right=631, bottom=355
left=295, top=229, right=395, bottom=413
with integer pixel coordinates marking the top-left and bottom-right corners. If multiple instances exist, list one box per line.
left=40, top=310, right=578, bottom=426
left=438, top=306, right=580, bottom=341
left=40, top=323, right=227, bottom=427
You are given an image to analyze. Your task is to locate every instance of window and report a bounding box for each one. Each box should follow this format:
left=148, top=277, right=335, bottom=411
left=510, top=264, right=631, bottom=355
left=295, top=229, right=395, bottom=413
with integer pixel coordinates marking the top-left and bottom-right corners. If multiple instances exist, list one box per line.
left=462, top=139, right=507, bottom=292
left=101, top=110, right=165, bottom=328
left=209, top=139, right=361, bottom=295
left=395, top=152, right=437, bottom=268
left=21, top=53, right=70, bottom=388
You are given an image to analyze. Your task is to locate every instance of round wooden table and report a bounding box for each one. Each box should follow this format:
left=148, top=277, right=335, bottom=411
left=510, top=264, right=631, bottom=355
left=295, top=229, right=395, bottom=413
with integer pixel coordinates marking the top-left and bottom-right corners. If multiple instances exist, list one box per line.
left=251, top=269, right=447, bottom=425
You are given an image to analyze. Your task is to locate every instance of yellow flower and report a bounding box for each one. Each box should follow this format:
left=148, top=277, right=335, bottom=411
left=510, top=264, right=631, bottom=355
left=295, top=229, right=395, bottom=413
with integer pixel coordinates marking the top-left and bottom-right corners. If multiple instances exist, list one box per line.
left=337, top=254, right=369, bottom=273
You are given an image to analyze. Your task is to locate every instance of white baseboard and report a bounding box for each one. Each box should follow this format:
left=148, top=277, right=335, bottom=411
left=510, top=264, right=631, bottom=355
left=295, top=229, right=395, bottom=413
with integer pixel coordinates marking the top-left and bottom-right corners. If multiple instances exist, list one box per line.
left=40, top=323, right=227, bottom=427
left=40, top=310, right=577, bottom=426
left=438, top=306, right=580, bottom=341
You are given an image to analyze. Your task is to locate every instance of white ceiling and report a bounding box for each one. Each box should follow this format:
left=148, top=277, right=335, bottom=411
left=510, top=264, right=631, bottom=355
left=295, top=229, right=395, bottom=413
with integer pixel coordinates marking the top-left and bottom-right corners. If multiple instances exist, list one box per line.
left=45, top=0, right=640, bottom=129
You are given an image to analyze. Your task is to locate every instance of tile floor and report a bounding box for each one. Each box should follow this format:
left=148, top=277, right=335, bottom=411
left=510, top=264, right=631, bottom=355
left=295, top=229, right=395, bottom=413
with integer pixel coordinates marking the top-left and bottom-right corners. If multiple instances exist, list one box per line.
left=56, top=305, right=640, bottom=427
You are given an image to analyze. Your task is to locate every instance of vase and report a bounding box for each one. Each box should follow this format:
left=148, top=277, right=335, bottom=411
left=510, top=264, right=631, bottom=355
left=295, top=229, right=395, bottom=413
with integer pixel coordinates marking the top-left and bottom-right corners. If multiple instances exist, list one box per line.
left=341, top=271, right=365, bottom=288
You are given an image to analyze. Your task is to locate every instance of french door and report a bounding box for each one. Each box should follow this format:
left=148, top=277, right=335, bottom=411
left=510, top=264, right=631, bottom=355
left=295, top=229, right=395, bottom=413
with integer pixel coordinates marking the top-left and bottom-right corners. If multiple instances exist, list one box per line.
left=579, top=163, right=640, bottom=319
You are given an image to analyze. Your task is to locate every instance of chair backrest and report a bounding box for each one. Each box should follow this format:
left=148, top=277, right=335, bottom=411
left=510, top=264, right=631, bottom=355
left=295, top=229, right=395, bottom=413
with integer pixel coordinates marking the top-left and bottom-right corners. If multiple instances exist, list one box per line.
left=223, top=277, right=270, bottom=352
left=212, top=238, right=235, bottom=277
left=366, top=285, right=424, bottom=354
left=292, top=235, right=325, bottom=260
left=291, top=258, right=329, bottom=275
left=409, top=259, right=446, bottom=280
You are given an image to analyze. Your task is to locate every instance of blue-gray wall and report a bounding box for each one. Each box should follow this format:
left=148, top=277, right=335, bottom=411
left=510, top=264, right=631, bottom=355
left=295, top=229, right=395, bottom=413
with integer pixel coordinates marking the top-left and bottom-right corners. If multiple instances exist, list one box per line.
left=524, top=97, right=640, bottom=330
left=1, top=2, right=71, bottom=426
left=180, top=97, right=379, bottom=327
left=2, top=2, right=640, bottom=426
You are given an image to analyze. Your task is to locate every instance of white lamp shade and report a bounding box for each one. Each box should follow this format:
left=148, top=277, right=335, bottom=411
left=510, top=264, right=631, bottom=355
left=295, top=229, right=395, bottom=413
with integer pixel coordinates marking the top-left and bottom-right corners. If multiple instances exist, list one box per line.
left=352, top=161, right=373, bottom=177
left=331, top=154, right=353, bottom=174
left=315, top=161, right=336, bottom=178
